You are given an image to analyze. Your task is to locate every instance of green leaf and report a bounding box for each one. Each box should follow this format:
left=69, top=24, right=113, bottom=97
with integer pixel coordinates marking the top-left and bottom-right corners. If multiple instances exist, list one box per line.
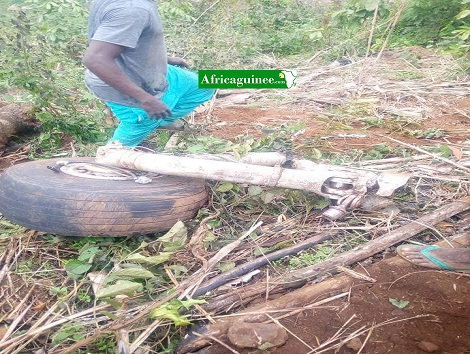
left=97, top=280, right=143, bottom=299
left=362, top=0, right=379, bottom=12
left=0, top=220, right=22, bottom=229
left=149, top=299, right=206, bottom=326
left=258, top=342, right=276, bottom=350
left=2, top=95, right=16, bottom=102
left=456, top=9, right=470, bottom=20
left=100, top=310, right=119, bottom=320
left=187, top=144, right=207, bottom=153
left=313, top=198, right=330, bottom=209
left=52, top=329, right=74, bottom=345
left=167, top=264, right=188, bottom=277
left=389, top=298, right=409, bottom=309
left=248, top=185, right=263, bottom=196
left=216, top=182, right=234, bottom=192
left=180, top=298, right=207, bottom=309
left=65, top=260, right=92, bottom=278
left=260, top=191, right=276, bottom=204
left=159, top=221, right=188, bottom=251
left=111, top=268, right=155, bottom=279
left=217, top=261, right=236, bottom=272
left=52, top=323, right=84, bottom=345
left=78, top=246, right=101, bottom=262
left=151, top=309, right=191, bottom=326
left=150, top=300, right=190, bottom=326
left=203, top=230, right=216, bottom=243
left=102, top=298, right=125, bottom=310
left=439, top=145, right=452, bottom=158
left=253, top=246, right=271, bottom=257
left=125, top=252, right=172, bottom=265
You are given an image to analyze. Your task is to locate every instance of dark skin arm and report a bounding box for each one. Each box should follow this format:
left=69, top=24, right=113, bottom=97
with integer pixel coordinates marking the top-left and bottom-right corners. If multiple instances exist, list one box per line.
left=82, top=40, right=172, bottom=118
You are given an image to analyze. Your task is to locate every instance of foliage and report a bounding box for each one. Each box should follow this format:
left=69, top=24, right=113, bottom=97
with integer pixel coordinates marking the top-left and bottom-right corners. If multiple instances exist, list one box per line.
left=389, top=297, right=410, bottom=309
left=0, top=0, right=109, bottom=155
left=272, top=245, right=335, bottom=270
left=150, top=298, right=207, bottom=326
left=43, top=222, right=200, bottom=348
left=1, top=0, right=467, bottom=158
left=322, top=0, right=470, bottom=62
left=331, top=0, right=391, bottom=27
left=1, top=1, right=469, bottom=352
left=0, top=0, right=468, bottom=153
left=52, top=322, right=85, bottom=345
left=160, top=0, right=327, bottom=69
left=393, top=0, right=470, bottom=56
left=0, top=219, right=25, bottom=241
left=237, top=0, right=323, bottom=56
left=409, top=128, right=445, bottom=139
left=59, top=222, right=191, bottom=303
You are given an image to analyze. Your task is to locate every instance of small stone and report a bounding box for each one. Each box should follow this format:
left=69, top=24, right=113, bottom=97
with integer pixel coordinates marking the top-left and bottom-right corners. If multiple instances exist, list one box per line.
left=346, top=337, right=363, bottom=351
left=227, top=321, right=288, bottom=349
left=417, top=341, right=439, bottom=353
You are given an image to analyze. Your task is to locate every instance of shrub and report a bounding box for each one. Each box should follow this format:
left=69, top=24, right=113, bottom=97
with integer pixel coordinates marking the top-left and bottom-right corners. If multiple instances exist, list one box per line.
left=0, top=0, right=108, bottom=153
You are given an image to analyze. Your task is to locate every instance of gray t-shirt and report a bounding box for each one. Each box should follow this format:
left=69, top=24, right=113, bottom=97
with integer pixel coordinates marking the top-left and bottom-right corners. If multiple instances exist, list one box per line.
left=85, top=0, right=168, bottom=107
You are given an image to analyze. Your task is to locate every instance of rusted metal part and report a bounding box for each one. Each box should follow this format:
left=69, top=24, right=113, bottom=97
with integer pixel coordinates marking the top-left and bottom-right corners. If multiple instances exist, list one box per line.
left=322, top=194, right=366, bottom=221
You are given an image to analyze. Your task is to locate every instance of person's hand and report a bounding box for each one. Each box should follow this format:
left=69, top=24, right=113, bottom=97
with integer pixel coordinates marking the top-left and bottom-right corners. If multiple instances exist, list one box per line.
left=140, top=95, right=172, bottom=119
left=167, top=56, right=189, bottom=68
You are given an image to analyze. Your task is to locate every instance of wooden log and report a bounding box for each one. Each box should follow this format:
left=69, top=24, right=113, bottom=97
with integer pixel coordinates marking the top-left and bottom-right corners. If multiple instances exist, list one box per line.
left=192, top=231, right=335, bottom=297
left=0, top=103, right=33, bottom=148
left=202, top=196, right=470, bottom=313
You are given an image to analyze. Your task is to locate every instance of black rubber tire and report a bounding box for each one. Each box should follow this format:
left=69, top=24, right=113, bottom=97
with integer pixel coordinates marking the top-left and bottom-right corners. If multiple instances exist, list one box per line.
left=0, top=158, right=208, bottom=236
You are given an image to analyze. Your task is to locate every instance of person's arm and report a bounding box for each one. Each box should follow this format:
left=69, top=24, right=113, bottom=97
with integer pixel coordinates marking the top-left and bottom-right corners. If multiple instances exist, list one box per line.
left=83, top=40, right=172, bottom=119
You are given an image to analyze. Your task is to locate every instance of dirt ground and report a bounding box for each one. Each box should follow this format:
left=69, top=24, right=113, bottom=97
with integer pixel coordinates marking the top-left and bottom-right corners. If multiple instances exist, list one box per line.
left=1, top=47, right=470, bottom=353
left=208, top=98, right=470, bottom=151
left=192, top=237, right=470, bottom=354
left=179, top=49, right=470, bottom=354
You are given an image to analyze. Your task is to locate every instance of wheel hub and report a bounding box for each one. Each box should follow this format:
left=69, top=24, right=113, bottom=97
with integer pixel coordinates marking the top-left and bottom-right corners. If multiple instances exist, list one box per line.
left=48, top=161, right=157, bottom=183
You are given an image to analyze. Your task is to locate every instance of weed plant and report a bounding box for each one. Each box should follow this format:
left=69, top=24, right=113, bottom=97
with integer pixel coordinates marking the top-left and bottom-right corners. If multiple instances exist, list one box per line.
left=0, top=0, right=109, bottom=155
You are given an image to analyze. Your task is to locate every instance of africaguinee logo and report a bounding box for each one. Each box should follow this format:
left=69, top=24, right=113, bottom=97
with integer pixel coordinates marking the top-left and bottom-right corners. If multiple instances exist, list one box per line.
left=198, top=70, right=297, bottom=89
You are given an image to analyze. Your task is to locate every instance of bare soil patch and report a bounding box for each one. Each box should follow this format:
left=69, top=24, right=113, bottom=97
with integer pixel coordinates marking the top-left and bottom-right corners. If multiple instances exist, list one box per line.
left=201, top=250, right=470, bottom=354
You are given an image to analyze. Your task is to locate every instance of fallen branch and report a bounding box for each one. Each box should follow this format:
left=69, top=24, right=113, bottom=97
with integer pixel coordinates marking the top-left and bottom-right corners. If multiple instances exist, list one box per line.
left=202, top=196, right=470, bottom=313
left=127, top=221, right=264, bottom=352
left=384, top=136, right=470, bottom=174
left=192, top=231, right=335, bottom=297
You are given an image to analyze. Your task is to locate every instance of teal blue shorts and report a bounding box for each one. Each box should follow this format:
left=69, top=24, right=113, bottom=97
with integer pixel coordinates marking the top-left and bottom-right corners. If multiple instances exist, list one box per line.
left=106, top=65, right=215, bottom=146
